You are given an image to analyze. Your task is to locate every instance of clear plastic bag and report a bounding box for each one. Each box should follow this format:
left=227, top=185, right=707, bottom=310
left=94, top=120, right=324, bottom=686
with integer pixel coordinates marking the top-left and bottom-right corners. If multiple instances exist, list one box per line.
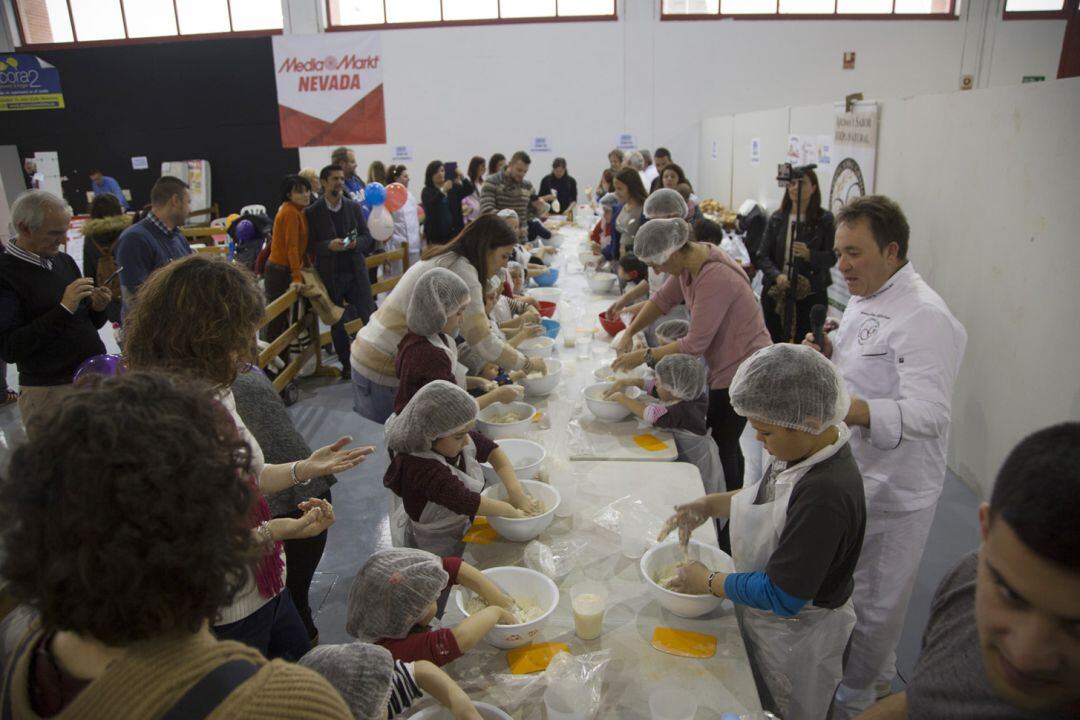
left=543, top=650, right=613, bottom=720
left=523, top=537, right=589, bottom=580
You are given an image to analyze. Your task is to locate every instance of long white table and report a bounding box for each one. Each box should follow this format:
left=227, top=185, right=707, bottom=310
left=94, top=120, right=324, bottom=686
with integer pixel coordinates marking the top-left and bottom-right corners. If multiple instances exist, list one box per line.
left=405, top=224, right=762, bottom=718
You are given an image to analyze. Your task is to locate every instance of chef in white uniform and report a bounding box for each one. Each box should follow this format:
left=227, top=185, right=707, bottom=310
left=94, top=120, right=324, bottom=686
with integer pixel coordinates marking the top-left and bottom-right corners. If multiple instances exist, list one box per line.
left=803, top=195, right=967, bottom=718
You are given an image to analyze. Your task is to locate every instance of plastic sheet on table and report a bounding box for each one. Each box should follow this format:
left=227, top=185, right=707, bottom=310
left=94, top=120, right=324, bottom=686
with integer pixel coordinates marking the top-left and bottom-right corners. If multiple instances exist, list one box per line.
left=566, top=416, right=624, bottom=459
left=591, top=495, right=645, bottom=534
left=523, top=537, right=589, bottom=580
left=544, top=650, right=614, bottom=720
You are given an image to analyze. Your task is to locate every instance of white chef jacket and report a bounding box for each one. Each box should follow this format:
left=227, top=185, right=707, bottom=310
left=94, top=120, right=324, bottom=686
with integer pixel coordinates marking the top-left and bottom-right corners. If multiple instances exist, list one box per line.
left=831, top=263, right=966, bottom=513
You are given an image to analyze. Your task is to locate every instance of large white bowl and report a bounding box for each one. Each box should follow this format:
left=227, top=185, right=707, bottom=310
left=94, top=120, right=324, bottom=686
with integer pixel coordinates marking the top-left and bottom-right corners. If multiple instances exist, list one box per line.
left=477, top=401, right=537, bottom=439
left=640, top=540, right=735, bottom=618
left=481, top=479, right=561, bottom=542
left=583, top=382, right=633, bottom=422
left=410, top=702, right=512, bottom=720
left=455, top=566, right=560, bottom=649
left=481, top=438, right=546, bottom=485
left=544, top=233, right=565, bottom=249
left=518, top=358, right=562, bottom=397
left=527, top=288, right=563, bottom=304
left=587, top=272, right=617, bottom=293
left=592, top=364, right=648, bottom=382
left=518, top=336, right=556, bottom=358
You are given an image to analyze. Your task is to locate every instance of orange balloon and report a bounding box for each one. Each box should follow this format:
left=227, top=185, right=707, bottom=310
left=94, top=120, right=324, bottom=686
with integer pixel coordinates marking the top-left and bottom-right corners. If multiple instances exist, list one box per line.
left=384, top=183, right=408, bottom=213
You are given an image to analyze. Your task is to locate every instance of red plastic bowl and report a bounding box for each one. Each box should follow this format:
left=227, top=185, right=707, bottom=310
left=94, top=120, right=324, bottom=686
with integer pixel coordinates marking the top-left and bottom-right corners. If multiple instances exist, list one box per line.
left=598, top=311, right=625, bottom=337
left=538, top=301, right=557, bottom=318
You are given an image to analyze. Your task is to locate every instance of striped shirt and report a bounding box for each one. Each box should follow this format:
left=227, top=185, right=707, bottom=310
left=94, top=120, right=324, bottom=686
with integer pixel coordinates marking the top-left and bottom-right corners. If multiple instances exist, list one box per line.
left=478, top=171, right=535, bottom=227
left=7, top=240, right=52, bottom=270
left=387, top=660, right=423, bottom=716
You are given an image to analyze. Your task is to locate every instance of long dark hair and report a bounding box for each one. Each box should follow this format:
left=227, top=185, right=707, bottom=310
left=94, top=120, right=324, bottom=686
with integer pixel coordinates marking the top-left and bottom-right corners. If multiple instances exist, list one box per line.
left=487, top=153, right=506, bottom=175
left=424, top=160, right=444, bottom=189
left=467, top=156, right=486, bottom=186
left=279, top=174, right=311, bottom=203
left=422, top=214, right=517, bottom=280
left=661, top=163, right=693, bottom=193
left=779, top=167, right=822, bottom=222
left=614, top=167, right=648, bottom=205
left=386, top=164, right=405, bottom=184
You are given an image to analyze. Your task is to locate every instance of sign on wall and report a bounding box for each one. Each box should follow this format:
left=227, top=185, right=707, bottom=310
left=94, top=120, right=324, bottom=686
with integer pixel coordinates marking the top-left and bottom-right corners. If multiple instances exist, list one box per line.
left=828, top=102, right=879, bottom=309
left=272, top=33, right=386, bottom=148
left=530, top=137, right=552, bottom=153
left=616, top=134, right=637, bottom=151
left=0, top=55, right=64, bottom=112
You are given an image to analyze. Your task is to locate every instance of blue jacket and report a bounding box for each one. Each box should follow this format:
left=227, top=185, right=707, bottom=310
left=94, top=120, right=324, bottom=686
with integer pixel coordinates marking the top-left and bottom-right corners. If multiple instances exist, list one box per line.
left=115, top=215, right=194, bottom=320
left=91, top=176, right=129, bottom=210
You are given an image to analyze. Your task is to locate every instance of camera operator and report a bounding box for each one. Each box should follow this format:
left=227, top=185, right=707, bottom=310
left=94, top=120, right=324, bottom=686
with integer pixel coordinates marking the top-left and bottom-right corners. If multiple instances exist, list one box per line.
left=757, top=166, right=836, bottom=343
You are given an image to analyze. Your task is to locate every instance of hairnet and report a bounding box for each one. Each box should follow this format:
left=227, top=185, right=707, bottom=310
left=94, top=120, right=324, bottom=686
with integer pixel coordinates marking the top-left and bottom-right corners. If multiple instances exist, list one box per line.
left=407, top=267, right=470, bottom=338
left=729, top=344, right=850, bottom=435
left=496, top=208, right=519, bottom=221
left=298, top=643, right=394, bottom=720
left=507, top=261, right=524, bottom=274
left=347, top=548, right=449, bottom=639
left=599, top=192, right=619, bottom=208
left=643, top=189, right=688, bottom=220
left=655, top=354, right=706, bottom=401
left=384, top=380, right=477, bottom=454
left=633, top=217, right=690, bottom=265
left=655, top=318, right=690, bottom=345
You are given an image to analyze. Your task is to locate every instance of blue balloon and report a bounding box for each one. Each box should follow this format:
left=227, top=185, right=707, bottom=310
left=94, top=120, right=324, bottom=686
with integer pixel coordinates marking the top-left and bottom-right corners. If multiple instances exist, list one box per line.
left=364, top=182, right=387, bottom=206
left=361, top=203, right=371, bottom=221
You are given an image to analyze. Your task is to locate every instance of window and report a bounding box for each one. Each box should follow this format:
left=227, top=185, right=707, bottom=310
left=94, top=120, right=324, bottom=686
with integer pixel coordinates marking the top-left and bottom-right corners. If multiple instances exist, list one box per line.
left=326, top=0, right=616, bottom=29
left=661, top=0, right=957, bottom=17
left=1003, top=0, right=1068, bottom=17
left=13, top=0, right=283, bottom=47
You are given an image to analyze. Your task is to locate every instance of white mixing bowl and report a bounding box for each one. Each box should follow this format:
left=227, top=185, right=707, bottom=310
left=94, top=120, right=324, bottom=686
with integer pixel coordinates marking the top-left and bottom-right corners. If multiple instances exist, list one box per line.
left=545, top=233, right=565, bottom=249
left=518, top=358, right=562, bottom=397
left=640, top=539, right=735, bottom=618
left=481, top=438, right=546, bottom=485
left=583, top=382, right=633, bottom=422
left=477, top=401, right=536, bottom=440
left=409, top=702, right=512, bottom=720
left=587, top=272, right=617, bottom=293
left=481, top=479, right=561, bottom=542
left=518, top=336, right=556, bottom=358
left=455, top=566, right=560, bottom=649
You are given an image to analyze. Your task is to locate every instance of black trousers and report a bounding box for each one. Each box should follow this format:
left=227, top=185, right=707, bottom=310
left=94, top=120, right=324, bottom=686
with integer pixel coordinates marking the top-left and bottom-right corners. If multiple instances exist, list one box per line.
left=263, top=262, right=293, bottom=343
left=707, top=388, right=746, bottom=554
left=328, top=273, right=371, bottom=369
left=278, top=489, right=331, bottom=640
left=762, top=287, right=829, bottom=344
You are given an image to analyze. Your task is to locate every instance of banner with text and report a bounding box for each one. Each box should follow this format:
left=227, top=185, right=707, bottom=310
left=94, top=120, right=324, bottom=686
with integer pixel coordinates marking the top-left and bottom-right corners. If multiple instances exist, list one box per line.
left=272, top=32, right=386, bottom=148
left=0, top=55, right=64, bottom=112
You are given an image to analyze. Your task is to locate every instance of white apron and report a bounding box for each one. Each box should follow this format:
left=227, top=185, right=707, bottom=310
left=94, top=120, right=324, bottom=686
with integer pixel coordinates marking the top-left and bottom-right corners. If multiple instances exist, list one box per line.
left=390, top=444, right=486, bottom=557
left=729, top=425, right=857, bottom=720
left=670, top=427, right=725, bottom=495
left=427, top=333, right=468, bottom=388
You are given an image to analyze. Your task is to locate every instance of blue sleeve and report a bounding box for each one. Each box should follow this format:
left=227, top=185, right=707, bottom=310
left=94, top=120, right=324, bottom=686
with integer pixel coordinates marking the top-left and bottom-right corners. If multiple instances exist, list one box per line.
left=105, top=178, right=128, bottom=209
left=724, top=572, right=809, bottom=618
left=115, top=231, right=155, bottom=293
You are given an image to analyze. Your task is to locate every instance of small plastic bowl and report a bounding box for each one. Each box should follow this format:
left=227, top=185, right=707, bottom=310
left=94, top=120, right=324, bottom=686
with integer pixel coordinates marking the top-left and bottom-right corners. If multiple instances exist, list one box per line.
left=587, top=272, right=617, bottom=293
left=481, top=480, right=561, bottom=543
left=455, top=564, right=561, bottom=648
left=533, top=268, right=560, bottom=287
left=598, top=311, right=625, bottom=338
left=477, top=401, right=537, bottom=439
left=582, top=382, right=633, bottom=422
left=519, top=336, right=556, bottom=358
left=640, top=540, right=735, bottom=618
left=537, top=300, right=557, bottom=318
left=540, top=318, right=561, bottom=339
left=519, top=358, right=562, bottom=397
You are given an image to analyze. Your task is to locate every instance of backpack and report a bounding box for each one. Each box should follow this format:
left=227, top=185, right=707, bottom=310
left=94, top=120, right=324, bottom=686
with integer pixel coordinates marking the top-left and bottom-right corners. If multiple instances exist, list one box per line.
left=92, top=239, right=121, bottom=301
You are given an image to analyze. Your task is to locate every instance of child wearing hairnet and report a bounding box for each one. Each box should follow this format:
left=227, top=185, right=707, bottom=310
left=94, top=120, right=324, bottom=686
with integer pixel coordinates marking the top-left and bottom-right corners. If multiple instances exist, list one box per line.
left=300, top=640, right=483, bottom=719
left=657, top=344, right=866, bottom=720
left=385, top=380, right=541, bottom=557
left=496, top=209, right=554, bottom=275
left=346, top=548, right=519, bottom=670
left=459, top=279, right=543, bottom=389
left=393, top=268, right=526, bottom=415
left=603, top=354, right=724, bottom=495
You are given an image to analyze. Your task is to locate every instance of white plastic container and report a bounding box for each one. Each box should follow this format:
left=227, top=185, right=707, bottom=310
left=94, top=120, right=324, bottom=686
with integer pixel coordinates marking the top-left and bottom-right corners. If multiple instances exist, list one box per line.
left=518, top=358, right=562, bottom=397
left=480, top=438, right=545, bottom=484
left=583, top=382, right=633, bottom=422
left=481, top=479, right=560, bottom=542
left=476, top=401, right=536, bottom=440
left=640, top=539, right=735, bottom=618
left=409, top=702, right=512, bottom=720
left=454, top=566, right=560, bottom=649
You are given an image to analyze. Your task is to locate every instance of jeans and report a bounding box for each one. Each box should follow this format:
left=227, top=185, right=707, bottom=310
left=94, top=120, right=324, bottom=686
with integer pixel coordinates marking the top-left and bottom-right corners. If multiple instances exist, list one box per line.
left=213, top=588, right=311, bottom=661
left=351, top=371, right=396, bottom=425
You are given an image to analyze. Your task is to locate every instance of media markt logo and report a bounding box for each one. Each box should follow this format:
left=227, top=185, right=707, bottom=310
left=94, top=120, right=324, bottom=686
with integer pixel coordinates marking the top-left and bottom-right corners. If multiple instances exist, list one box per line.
left=278, top=53, right=380, bottom=92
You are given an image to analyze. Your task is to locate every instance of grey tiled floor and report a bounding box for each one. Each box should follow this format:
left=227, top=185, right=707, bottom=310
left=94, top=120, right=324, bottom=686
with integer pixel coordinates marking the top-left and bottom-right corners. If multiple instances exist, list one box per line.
left=0, top=360, right=983, bottom=688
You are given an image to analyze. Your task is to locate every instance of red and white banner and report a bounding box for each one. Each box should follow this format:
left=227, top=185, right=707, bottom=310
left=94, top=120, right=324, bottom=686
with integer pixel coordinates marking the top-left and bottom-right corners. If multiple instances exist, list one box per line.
left=272, top=32, right=386, bottom=148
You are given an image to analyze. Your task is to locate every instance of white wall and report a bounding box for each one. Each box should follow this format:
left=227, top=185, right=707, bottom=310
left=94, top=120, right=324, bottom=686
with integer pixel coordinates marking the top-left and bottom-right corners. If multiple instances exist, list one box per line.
left=704, top=77, right=1080, bottom=498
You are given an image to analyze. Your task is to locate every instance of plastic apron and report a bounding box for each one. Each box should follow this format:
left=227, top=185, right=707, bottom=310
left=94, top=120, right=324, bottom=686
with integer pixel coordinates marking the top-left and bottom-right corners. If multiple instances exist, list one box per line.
left=669, top=427, right=726, bottom=495
left=729, top=425, right=857, bottom=720
left=645, top=267, right=690, bottom=346
left=390, top=445, right=486, bottom=557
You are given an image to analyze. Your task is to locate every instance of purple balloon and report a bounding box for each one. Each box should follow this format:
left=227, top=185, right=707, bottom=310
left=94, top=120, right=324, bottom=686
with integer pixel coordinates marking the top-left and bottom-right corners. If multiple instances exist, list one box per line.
left=234, top=218, right=257, bottom=243
left=73, top=354, right=126, bottom=383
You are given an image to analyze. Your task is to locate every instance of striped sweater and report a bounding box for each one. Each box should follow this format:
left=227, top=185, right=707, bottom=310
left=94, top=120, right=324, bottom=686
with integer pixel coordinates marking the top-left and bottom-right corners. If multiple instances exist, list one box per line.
left=478, top=171, right=536, bottom=227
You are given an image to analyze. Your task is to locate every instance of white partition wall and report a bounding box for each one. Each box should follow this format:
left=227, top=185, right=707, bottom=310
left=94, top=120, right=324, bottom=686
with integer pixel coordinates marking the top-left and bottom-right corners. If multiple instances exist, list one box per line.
left=697, top=77, right=1080, bottom=498
left=697, top=115, right=734, bottom=206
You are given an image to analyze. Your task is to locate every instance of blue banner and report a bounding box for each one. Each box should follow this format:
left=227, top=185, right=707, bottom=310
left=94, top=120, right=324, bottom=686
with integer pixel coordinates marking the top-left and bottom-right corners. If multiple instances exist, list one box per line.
left=0, top=54, right=64, bottom=112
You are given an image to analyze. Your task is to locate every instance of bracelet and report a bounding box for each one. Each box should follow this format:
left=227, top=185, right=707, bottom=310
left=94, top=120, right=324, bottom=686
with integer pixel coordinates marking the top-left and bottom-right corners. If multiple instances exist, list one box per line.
left=291, top=461, right=312, bottom=486
left=644, top=348, right=656, bottom=369
left=707, top=571, right=719, bottom=597
left=257, top=521, right=274, bottom=547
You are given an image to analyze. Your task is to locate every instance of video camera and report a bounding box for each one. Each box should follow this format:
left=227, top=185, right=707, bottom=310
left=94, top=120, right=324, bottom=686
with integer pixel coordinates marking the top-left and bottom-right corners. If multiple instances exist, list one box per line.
left=776, top=162, right=818, bottom=187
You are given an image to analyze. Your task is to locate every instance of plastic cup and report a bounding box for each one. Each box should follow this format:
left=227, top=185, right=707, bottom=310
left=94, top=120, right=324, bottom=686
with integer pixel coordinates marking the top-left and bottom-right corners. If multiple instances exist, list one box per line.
left=649, top=686, right=697, bottom=720
left=620, top=512, right=649, bottom=559
left=544, top=685, right=588, bottom=720
left=576, top=330, right=592, bottom=359
left=570, top=581, right=608, bottom=640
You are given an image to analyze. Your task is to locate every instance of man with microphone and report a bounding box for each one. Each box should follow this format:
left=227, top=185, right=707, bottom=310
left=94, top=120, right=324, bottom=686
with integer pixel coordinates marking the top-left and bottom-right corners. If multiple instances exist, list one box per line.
left=803, top=195, right=967, bottom=718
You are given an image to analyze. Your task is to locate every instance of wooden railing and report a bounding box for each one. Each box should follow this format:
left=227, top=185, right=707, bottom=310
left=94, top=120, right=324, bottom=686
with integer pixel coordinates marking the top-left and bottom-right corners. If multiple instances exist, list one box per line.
left=317, top=242, right=410, bottom=347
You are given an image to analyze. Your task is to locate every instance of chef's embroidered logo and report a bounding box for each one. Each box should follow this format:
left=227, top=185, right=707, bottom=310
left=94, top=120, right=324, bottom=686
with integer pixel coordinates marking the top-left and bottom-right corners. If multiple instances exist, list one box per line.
left=857, top=318, right=880, bottom=345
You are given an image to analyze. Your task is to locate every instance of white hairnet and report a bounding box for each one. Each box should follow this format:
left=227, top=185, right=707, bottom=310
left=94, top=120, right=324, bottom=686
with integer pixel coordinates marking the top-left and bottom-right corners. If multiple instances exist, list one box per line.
left=407, top=267, right=470, bottom=338
left=347, top=548, right=449, bottom=640
left=299, top=643, right=394, bottom=720
left=633, top=217, right=690, bottom=265
left=496, top=208, right=519, bottom=221
left=655, top=354, right=706, bottom=401
left=385, top=380, right=477, bottom=454
left=643, top=188, right=688, bottom=220
left=599, top=192, right=619, bottom=208
left=508, top=261, right=524, bottom=274
left=730, top=344, right=850, bottom=435
left=655, top=318, right=690, bottom=345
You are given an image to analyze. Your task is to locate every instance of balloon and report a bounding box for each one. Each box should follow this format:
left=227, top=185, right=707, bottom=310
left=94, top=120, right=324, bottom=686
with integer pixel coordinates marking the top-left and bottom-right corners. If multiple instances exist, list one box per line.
left=368, top=205, right=394, bottom=242
left=73, top=354, right=126, bottom=383
left=225, top=212, right=241, bottom=229
left=364, top=182, right=387, bottom=206
left=234, top=218, right=257, bottom=243
left=384, top=183, right=408, bottom=213
left=361, top=203, right=371, bottom=221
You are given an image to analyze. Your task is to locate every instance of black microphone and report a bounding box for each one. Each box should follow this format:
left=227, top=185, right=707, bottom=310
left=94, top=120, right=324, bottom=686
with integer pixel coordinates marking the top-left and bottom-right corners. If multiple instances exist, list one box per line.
left=810, top=304, right=827, bottom=348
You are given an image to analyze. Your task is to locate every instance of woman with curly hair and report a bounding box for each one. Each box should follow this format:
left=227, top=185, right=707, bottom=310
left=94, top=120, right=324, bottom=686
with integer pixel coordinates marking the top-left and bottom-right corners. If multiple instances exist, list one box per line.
left=0, top=372, right=353, bottom=718
left=123, top=254, right=375, bottom=660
